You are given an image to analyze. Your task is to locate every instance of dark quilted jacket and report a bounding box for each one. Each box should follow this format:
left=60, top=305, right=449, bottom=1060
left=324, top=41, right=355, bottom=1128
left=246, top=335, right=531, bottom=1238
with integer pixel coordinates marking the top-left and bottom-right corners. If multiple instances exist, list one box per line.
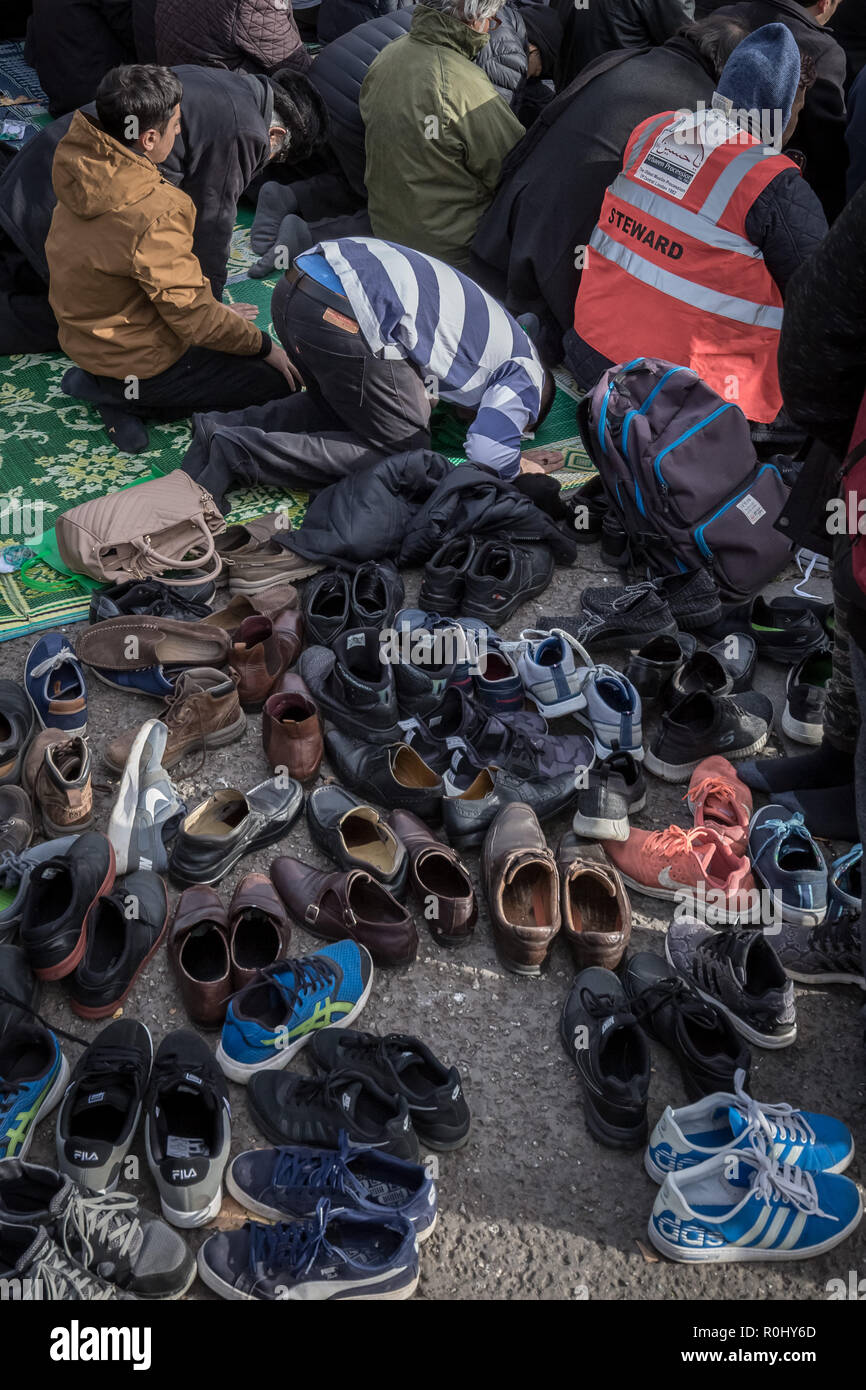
left=154, top=0, right=311, bottom=73
left=25, top=0, right=136, bottom=116
left=317, top=0, right=411, bottom=45
left=311, top=4, right=527, bottom=196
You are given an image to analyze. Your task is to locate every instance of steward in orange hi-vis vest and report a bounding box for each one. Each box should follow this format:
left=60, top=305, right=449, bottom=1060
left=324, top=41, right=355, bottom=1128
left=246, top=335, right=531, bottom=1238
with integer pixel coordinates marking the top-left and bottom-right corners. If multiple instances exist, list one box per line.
left=574, top=105, right=802, bottom=424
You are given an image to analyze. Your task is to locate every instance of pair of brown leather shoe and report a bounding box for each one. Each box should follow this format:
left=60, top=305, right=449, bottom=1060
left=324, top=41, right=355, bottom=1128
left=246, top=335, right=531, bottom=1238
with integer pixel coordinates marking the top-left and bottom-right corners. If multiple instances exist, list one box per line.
left=270, top=857, right=419, bottom=968
left=386, top=809, right=476, bottom=947
left=263, top=673, right=323, bottom=782
left=482, top=804, right=630, bottom=976
left=169, top=873, right=290, bottom=1027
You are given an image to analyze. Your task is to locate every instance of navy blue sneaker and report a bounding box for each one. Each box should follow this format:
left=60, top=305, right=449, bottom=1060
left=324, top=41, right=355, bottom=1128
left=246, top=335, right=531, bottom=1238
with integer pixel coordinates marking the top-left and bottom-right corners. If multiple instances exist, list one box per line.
left=24, top=632, right=87, bottom=737
left=216, top=941, right=373, bottom=1084
left=749, top=805, right=828, bottom=927
left=0, top=1021, right=69, bottom=1159
left=227, top=1132, right=437, bottom=1239
left=197, top=1198, right=419, bottom=1300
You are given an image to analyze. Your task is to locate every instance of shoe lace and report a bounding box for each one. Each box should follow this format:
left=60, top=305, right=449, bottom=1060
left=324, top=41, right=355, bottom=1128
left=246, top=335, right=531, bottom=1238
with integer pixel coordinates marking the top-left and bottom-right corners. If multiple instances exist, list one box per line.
left=750, top=812, right=813, bottom=868
left=261, top=955, right=339, bottom=1020
left=30, top=1239, right=118, bottom=1300
left=745, top=1133, right=833, bottom=1218
left=158, top=678, right=211, bottom=776
left=577, top=986, right=629, bottom=1020
left=284, top=1072, right=359, bottom=1110
left=28, top=646, right=79, bottom=682
left=0, top=850, right=28, bottom=887
left=61, top=1190, right=142, bottom=1268
left=0, top=1082, right=23, bottom=1119
left=649, top=825, right=713, bottom=857
left=0, top=987, right=89, bottom=1049
left=683, top=777, right=741, bottom=820
left=247, top=1200, right=330, bottom=1284
left=629, top=975, right=721, bottom=1032
left=269, top=1135, right=353, bottom=1198
left=730, top=1069, right=815, bottom=1148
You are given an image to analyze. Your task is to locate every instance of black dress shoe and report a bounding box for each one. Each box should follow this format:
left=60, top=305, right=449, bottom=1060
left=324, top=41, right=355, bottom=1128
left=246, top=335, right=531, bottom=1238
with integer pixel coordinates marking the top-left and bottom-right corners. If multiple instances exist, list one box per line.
left=66, top=871, right=169, bottom=1019
left=624, top=633, right=696, bottom=705
left=306, top=785, right=408, bottom=897
left=419, top=536, right=476, bottom=614
left=169, top=777, right=303, bottom=887
left=89, top=578, right=215, bottom=624
left=462, top=541, right=554, bottom=628
left=0, top=944, right=40, bottom=1039
left=622, top=950, right=751, bottom=1101
left=324, top=732, right=444, bottom=820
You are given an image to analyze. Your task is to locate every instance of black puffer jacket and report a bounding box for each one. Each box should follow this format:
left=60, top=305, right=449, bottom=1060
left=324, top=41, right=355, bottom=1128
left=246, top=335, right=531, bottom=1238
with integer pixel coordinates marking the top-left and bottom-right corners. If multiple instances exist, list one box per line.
left=317, top=0, right=410, bottom=44
left=24, top=0, right=136, bottom=116
left=310, top=4, right=527, bottom=196
left=560, top=0, right=694, bottom=83
left=0, top=66, right=273, bottom=300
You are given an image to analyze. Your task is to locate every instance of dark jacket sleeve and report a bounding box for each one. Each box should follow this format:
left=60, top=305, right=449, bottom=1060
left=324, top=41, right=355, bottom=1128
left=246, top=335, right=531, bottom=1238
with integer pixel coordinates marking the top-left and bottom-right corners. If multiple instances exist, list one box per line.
left=846, top=66, right=866, bottom=202
left=743, top=168, right=828, bottom=299
left=778, top=182, right=866, bottom=458
left=792, top=43, right=849, bottom=223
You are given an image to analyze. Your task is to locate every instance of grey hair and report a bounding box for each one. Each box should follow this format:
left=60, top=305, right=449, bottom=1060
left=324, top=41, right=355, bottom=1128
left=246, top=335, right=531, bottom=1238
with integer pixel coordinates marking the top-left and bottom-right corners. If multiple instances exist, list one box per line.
left=422, top=0, right=505, bottom=24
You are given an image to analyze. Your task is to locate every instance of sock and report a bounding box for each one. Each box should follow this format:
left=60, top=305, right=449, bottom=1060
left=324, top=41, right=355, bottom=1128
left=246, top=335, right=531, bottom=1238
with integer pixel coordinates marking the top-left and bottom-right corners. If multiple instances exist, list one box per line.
left=738, top=740, right=853, bottom=794
left=98, top=405, right=149, bottom=454
left=774, top=783, right=857, bottom=843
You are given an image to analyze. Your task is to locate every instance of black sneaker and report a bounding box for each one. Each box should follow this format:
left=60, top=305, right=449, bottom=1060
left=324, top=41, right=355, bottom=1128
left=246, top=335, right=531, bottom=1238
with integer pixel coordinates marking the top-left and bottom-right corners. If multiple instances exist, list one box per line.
left=774, top=913, right=865, bottom=988
left=144, top=1030, right=231, bottom=1228
left=462, top=540, right=554, bottom=627
left=624, top=633, right=696, bottom=704
left=783, top=646, right=832, bottom=746
left=703, top=595, right=826, bottom=664
left=89, top=578, right=214, bottom=624
left=391, top=627, right=457, bottom=719
left=66, top=871, right=169, bottom=1020
left=302, top=570, right=351, bottom=646
left=0, top=1158, right=196, bottom=1298
left=350, top=560, right=404, bottom=629
left=707, top=633, right=757, bottom=693
left=247, top=1069, right=420, bottom=1161
left=0, top=1222, right=130, bottom=1299
left=622, top=951, right=751, bottom=1101
left=300, top=628, right=402, bottom=744
left=668, top=650, right=734, bottom=701
left=559, top=966, right=650, bottom=1149
left=0, top=679, right=36, bottom=789
left=582, top=571, right=721, bottom=632
left=665, top=919, right=797, bottom=1049
left=0, top=944, right=39, bottom=1039
left=308, top=1030, right=470, bottom=1151
left=419, top=536, right=477, bottom=614
left=547, top=582, right=677, bottom=649
left=571, top=751, right=646, bottom=841
left=56, top=1018, right=153, bottom=1194
left=19, top=832, right=116, bottom=981
left=324, top=731, right=444, bottom=821
left=645, top=689, right=769, bottom=783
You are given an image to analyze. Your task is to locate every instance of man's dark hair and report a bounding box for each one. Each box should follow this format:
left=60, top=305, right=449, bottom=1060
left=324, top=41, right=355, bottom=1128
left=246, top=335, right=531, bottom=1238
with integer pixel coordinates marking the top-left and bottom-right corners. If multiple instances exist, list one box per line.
left=798, top=51, right=817, bottom=94
left=678, top=15, right=750, bottom=78
left=269, top=69, right=330, bottom=163
left=95, top=64, right=183, bottom=147
left=532, top=368, right=557, bottom=432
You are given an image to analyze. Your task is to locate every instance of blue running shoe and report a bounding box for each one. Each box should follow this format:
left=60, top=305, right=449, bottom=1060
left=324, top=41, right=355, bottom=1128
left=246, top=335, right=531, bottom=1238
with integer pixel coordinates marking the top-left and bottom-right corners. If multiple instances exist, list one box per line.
left=748, top=805, right=828, bottom=926
left=216, top=941, right=373, bottom=1084
left=197, top=1198, right=419, bottom=1300
left=25, top=632, right=87, bottom=737
left=646, top=1068, right=854, bottom=1182
left=0, top=1022, right=69, bottom=1159
left=648, top=1135, right=862, bottom=1263
left=227, top=1132, right=438, bottom=1240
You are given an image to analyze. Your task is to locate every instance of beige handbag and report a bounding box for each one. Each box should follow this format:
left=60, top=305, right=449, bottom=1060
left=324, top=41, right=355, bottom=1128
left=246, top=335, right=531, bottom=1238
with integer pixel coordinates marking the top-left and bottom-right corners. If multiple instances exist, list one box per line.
left=55, top=470, right=227, bottom=587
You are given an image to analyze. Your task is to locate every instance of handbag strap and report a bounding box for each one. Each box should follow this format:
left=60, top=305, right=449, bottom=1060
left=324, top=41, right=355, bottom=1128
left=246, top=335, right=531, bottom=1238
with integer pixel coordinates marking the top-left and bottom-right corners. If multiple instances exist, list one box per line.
left=134, top=515, right=223, bottom=586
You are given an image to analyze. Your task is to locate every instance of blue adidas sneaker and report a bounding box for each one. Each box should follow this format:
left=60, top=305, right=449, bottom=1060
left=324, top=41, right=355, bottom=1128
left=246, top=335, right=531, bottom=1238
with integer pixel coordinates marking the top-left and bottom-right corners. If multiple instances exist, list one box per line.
left=216, top=941, right=373, bottom=1084
left=0, top=1021, right=69, bottom=1159
left=645, top=1068, right=854, bottom=1182
left=197, top=1198, right=419, bottom=1301
left=648, top=1136, right=862, bottom=1263
left=24, top=631, right=87, bottom=737
left=227, top=1132, right=438, bottom=1240
left=749, top=805, right=828, bottom=926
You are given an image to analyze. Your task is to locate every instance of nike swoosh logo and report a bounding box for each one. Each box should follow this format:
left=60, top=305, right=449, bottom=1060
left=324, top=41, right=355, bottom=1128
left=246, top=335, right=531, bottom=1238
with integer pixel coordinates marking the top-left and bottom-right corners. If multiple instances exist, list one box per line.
left=143, top=786, right=172, bottom=818
left=657, top=866, right=690, bottom=891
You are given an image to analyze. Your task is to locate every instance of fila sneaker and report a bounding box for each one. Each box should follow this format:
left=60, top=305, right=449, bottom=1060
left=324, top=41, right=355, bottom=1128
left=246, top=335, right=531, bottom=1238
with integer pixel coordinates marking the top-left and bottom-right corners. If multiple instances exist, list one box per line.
left=55, top=1019, right=152, bottom=1193
left=144, top=1030, right=231, bottom=1228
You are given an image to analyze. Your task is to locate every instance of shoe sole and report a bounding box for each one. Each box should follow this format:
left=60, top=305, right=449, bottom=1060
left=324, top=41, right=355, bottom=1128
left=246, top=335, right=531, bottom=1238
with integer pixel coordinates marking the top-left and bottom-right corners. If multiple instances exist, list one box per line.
left=571, top=810, right=630, bottom=841
left=134, top=1260, right=199, bottom=1301
left=663, top=935, right=797, bottom=1049
left=615, top=869, right=754, bottom=925
left=41, top=809, right=96, bottom=838
left=17, top=1051, right=70, bottom=1160
left=104, top=711, right=247, bottom=775
left=196, top=1245, right=419, bottom=1300
left=415, top=1123, right=472, bottom=1153
left=225, top=1166, right=439, bottom=1243
left=159, top=1185, right=224, bottom=1230
left=644, top=730, right=769, bottom=783
left=230, top=567, right=322, bottom=592
left=68, top=898, right=170, bottom=1019
left=31, top=843, right=117, bottom=980
left=781, top=707, right=823, bottom=746
left=216, top=959, right=374, bottom=1085
left=527, top=692, right=587, bottom=720
left=784, top=967, right=866, bottom=988
left=750, top=870, right=827, bottom=928
left=647, top=1195, right=862, bottom=1263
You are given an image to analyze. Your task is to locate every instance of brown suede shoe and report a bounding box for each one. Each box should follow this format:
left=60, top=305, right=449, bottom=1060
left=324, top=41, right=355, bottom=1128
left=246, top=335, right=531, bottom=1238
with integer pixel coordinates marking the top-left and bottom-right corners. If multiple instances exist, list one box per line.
left=481, top=802, right=560, bottom=975
left=230, top=615, right=287, bottom=711
left=23, top=729, right=94, bottom=838
left=386, top=808, right=476, bottom=947
left=270, top=858, right=418, bottom=967
left=262, top=674, right=323, bottom=781
left=556, top=835, right=631, bottom=971
left=228, top=872, right=292, bottom=990
left=169, top=885, right=233, bottom=1028
left=103, top=668, right=245, bottom=773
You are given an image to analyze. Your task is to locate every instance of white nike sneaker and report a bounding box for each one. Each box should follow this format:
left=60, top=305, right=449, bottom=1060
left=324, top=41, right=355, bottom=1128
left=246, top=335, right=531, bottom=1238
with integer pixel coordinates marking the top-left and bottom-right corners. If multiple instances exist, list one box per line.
left=107, top=719, right=186, bottom=874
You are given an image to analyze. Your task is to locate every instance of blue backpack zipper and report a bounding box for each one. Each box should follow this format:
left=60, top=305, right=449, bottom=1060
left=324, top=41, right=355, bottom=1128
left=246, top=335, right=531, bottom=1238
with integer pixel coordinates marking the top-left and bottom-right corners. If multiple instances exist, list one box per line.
left=652, top=402, right=734, bottom=491
left=693, top=464, right=783, bottom=559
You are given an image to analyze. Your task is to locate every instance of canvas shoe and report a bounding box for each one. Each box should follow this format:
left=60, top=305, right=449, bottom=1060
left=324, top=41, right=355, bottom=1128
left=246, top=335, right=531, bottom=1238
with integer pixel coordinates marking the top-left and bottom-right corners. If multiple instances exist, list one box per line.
left=645, top=689, right=769, bottom=782
left=24, top=631, right=87, bottom=737
left=197, top=1199, right=419, bottom=1301
left=107, top=718, right=185, bottom=875
left=603, top=824, right=758, bottom=925
left=570, top=662, right=642, bottom=762
left=645, top=1067, right=854, bottom=1182
left=227, top=1132, right=438, bottom=1240
left=685, top=756, right=753, bottom=857
left=665, top=918, right=797, bottom=1049
left=748, top=805, right=827, bottom=928
left=56, top=1019, right=152, bottom=1193
left=216, top=940, right=373, bottom=1084
left=144, top=1030, right=231, bottom=1228
left=571, top=750, right=645, bottom=841
left=0, top=1022, right=69, bottom=1160
left=648, top=1137, right=861, bottom=1263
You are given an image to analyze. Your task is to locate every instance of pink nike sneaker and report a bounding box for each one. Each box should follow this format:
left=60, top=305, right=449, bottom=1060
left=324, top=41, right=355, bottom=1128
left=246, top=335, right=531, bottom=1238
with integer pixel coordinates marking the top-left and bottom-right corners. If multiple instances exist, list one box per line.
left=602, top=824, right=758, bottom=924
left=685, top=756, right=753, bottom=856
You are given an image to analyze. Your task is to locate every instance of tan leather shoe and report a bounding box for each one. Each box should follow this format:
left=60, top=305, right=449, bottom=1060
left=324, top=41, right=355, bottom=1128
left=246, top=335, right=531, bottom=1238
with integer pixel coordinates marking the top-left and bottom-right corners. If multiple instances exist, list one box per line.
left=262, top=674, right=323, bottom=781
left=23, top=729, right=94, bottom=838
left=556, top=835, right=631, bottom=971
left=104, top=668, right=245, bottom=773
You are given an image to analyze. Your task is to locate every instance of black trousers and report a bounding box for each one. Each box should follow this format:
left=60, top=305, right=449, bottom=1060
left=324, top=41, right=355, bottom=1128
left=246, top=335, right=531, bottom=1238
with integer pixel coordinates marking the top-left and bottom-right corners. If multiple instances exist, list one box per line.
left=0, top=238, right=60, bottom=355
left=60, top=342, right=293, bottom=422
